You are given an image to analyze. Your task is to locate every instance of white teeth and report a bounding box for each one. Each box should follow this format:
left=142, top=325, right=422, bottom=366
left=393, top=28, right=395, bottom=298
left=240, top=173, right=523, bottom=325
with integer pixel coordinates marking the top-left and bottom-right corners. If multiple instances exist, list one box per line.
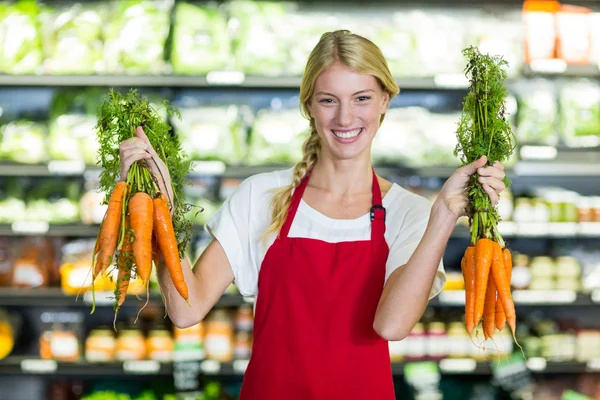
left=333, top=128, right=361, bottom=139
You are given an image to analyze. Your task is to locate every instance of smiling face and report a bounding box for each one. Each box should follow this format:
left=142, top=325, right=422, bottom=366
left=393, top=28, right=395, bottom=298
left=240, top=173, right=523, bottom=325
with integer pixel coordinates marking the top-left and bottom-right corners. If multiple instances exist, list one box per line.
left=307, top=62, right=390, bottom=163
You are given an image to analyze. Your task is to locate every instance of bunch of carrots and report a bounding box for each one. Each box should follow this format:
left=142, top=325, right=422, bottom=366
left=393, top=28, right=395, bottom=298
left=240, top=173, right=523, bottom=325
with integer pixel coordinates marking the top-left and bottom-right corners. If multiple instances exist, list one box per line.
left=87, top=89, right=194, bottom=326
left=454, top=46, right=519, bottom=349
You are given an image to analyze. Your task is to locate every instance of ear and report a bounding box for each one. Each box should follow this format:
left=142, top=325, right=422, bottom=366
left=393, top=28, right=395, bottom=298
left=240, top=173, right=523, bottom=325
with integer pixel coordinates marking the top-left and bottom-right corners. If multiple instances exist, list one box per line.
left=379, top=92, right=390, bottom=114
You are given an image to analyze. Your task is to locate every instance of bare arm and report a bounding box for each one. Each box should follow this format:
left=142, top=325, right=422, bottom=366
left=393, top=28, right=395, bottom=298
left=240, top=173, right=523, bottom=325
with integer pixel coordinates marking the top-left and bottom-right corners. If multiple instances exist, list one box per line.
left=373, top=156, right=507, bottom=341
left=373, top=201, right=455, bottom=341
left=156, top=238, right=234, bottom=328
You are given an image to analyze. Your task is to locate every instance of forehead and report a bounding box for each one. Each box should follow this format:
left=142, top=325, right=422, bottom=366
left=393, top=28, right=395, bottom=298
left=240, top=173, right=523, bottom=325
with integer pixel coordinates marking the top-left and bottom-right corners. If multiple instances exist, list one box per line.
left=314, top=62, right=379, bottom=94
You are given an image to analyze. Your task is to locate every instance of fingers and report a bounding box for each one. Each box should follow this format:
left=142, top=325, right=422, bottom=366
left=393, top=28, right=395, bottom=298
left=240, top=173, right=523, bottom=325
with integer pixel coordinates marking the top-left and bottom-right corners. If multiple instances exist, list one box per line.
left=478, top=164, right=506, bottom=181
left=482, top=183, right=499, bottom=207
left=460, top=155, right=487, bottom=176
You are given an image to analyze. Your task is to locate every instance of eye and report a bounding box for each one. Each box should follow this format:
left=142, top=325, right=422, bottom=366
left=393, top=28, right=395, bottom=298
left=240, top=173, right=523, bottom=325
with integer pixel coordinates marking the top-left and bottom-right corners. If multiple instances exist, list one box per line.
left=319, top=98, right=334, bottom=104
left=357, top=96, right=371, bottom=102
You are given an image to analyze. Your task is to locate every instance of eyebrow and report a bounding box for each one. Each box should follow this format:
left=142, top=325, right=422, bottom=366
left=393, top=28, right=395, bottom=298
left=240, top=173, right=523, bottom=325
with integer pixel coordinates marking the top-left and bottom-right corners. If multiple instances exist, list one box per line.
left=315, top=89, right=375, bottom=97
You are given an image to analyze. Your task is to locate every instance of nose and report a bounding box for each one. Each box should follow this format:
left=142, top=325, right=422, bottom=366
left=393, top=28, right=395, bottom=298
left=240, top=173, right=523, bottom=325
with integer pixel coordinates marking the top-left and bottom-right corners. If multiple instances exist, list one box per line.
left=335, top=102, right=354, bottom=127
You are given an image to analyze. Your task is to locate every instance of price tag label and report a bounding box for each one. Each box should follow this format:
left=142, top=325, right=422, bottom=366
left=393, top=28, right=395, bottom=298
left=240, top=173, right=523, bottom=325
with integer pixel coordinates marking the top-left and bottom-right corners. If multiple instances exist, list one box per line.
left=528, top=59, right=568, bottom=74
left=11, top=221, right=49, bottom=235
left=174, top=359, right=202, bottom=392
left=233, top=359, right=249, bottom=374
left=190, top=161, right=226, bottom=175
left=404, top=362, right=441, bottom=398
left=549, top=223, right=578, bottom=237
left=439, top=358, right=476, bottom=373
left=491, top=353, right=534, bottom=394
left=578, top=223, right=600, bottom=237
left=48, top=160, right=86, bottom=175
left=517, top=223, right=549, bottom=237
left=438, top=290, right=465, bottom=305
left=206, top=71, right=245, bottom=85
left=83, top=291, right=113, bottom=306
left=433, top=73, right=469, bottom=88
left=526, top=357, right=547, bottom=371
left=512, top=290, right=576, bottom=305
left=123, top=360, right=160, bottom=374
left=586, top=358, right=600, bottom=371
left=20, top=359, right=57, bottom=374
left=200, top=360, right=221, bottom=374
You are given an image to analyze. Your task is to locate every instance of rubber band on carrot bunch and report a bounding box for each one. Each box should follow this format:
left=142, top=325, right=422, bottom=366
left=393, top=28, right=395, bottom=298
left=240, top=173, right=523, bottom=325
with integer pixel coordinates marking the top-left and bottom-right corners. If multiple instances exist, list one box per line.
left=87, top=89, right=196, bottom=330
left=454, top=46, right=523, bottom=357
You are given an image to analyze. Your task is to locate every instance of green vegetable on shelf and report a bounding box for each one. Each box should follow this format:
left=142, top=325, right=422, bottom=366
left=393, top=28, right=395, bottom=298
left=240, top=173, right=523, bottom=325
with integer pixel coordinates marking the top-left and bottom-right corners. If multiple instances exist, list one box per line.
left=0, top=120, right=47, bottom=164
left=171, top=2, right=230, bottom=75
left=0, top=0, right=44, bottom=74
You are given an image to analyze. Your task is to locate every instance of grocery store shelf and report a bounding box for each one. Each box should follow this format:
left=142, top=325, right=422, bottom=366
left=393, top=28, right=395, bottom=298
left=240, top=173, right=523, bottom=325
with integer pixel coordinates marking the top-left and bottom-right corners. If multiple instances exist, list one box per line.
left=453, top=222, right=600, bottom=238
left=0, top=74, right=472, bottom=90
left=0, top=288, right=249, bottom=308
left=434, top=290, right=597, bottom=307
left=0, top=223, right=208, bottom=237
left=522, top=62, right=600, bottom=78
left=1, top=357, right=594, bottom=377
left=0, top=357, right=172, bottom=377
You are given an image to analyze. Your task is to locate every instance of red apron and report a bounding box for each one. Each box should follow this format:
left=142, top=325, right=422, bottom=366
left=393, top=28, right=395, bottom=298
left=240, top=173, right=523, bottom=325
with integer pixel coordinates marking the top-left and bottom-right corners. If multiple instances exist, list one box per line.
left=240, top=169, right=395, bottom=400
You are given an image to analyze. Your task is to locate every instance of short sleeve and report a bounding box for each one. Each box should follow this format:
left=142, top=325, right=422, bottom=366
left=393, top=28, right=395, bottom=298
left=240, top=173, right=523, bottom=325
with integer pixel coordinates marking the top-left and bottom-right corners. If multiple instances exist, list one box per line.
left=205, top=178, right=260, bottom=297
left=385, top=198, right=446, bottom=300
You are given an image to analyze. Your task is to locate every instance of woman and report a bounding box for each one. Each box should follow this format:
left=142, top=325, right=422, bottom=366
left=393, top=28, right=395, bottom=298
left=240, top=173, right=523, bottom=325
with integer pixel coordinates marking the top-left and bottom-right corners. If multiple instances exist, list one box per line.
left=120, top=30, right=506, bottom=399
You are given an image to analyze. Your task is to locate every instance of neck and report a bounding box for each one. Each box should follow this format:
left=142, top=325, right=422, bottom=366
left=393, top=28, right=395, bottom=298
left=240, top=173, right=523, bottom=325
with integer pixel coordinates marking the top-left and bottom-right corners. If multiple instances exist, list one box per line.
left=309, top=155, right=372, bottom=196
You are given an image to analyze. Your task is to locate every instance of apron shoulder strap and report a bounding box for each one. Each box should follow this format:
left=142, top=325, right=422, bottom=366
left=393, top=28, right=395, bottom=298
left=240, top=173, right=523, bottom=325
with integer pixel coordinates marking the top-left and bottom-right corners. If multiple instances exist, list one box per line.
left=279, top=170, right=311, bottom=238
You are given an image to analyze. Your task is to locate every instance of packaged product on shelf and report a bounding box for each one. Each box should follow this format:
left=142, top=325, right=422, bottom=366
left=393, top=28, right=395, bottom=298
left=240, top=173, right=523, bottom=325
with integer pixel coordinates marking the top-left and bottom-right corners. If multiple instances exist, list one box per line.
left=39, top=311, right=84, bottom=362
left=233, top=331, right=252, bottom=360
left=0, top=120, right=47, bottom=164
left=103, top=0, right=172, bottom=74
left=555, top=5, right=592, bottom=65
left=226, top=0, right=292, bottom=76
left=560, top=80, right=600, bottom=148
left=11, top=237, right=60, bottom=289
left=146, top=327, right=174, bottom=362
left=39, top=3, right=106, bottom=74
left=80, top=181, right=108, bottom=225
left=555, top=256, right=582, bottom=291
left=115, top=327, right=147, bottom=361
left=404, top=322, right=427, bottom=361
left=85, top=327, right=116, bottom=363
left=510, top=254, right=532, bottom=290
left=529, top=256, right=557, bottom=290
left=426, top=322, right=447, bottom=361
left=171, top=103, right=247, bottom=165
left=204, top=309, right=234, bottom=362
left=60, top=239, right=115, bottom=295
left=234, top=304, right=254, bottom=332
left=515, top=80, right=559, bottom=146
left=170, top=2, right=230, bottom=74
left=0, top=308, right=19, bottom=361
left=576, top=330, right=600, bottom=362
left=0, top=1, right=44, bottom=74
left=0, top=238, right=16, bottom=286
left=174, top=322, right=205, bottom=360
left=591, top=13, right=600, bottom=66
left=247, top=103, right=309, bottom=165
left=522, top=0, right=560, bottom=64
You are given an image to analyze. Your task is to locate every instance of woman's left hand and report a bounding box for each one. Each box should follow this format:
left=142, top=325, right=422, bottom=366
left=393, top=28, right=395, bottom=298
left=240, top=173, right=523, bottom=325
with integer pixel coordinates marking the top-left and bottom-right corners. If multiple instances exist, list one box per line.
left=437, top=155, right=506, bottom=218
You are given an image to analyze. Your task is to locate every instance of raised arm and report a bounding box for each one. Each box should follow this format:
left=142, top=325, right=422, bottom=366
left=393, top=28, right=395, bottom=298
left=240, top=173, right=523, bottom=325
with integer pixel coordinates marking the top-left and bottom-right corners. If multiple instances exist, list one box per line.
left=120, top=127, right=234, bottom=328
left=373, top=156, right=506, bottom=341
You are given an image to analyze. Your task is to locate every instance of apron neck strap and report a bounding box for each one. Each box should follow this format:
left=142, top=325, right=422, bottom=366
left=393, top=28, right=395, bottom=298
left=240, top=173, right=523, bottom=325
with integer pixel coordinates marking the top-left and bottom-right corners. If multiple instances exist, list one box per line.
left=279, top=168, right=386, bottom=239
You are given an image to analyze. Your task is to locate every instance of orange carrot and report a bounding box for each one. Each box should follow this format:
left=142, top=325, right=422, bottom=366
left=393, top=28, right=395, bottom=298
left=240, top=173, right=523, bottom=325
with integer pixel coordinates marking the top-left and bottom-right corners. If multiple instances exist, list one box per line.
left=491, top=242, right=517, bottom=339
left=483, top=272, right=497, bottom=340
left=115, top=216, right=133, bottom=309
left=463, top=246, right=476, bottom=335
left=495, top=248, right=513, bottom=331
left=128, top=192, right=154, bottom=284
left=93, top=181, right=127, bottom=280
left=474, top=238, right=494, bottom=326
left=153, top=193, right=189, bottom=303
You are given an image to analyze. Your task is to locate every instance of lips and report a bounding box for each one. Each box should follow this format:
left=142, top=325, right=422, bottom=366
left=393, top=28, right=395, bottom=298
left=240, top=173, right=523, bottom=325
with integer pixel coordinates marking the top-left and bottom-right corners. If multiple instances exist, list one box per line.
left=332, top=128, right=362, bottom=139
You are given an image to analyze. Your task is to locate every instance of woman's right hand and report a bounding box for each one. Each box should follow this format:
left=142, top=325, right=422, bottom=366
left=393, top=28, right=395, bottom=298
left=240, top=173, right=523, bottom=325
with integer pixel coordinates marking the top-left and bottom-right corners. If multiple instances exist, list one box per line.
left=119, top=126, right=173, bottom=200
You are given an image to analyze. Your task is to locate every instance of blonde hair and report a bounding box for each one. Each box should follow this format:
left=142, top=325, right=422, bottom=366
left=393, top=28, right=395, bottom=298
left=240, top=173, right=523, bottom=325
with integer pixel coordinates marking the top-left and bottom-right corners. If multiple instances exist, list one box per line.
left=264, top=30, right=400, bottom=240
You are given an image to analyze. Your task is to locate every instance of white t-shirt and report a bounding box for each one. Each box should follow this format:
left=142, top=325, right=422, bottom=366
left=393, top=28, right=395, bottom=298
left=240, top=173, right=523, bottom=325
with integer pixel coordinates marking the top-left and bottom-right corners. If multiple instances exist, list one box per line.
left=206, top=168, right=446, bottom=299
